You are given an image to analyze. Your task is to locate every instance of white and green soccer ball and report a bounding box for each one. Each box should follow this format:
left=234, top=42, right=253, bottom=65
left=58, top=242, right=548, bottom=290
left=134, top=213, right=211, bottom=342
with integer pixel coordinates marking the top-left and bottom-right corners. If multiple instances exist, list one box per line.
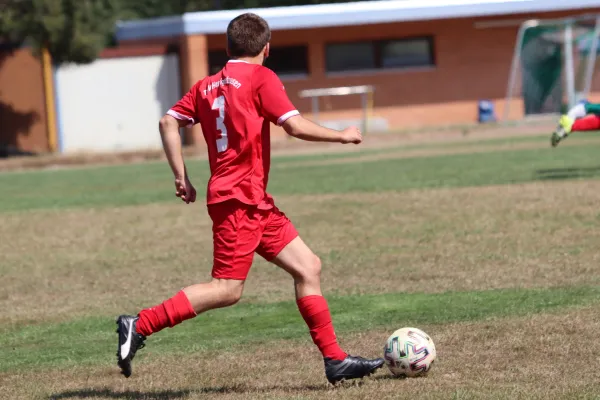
left=383, top=327, right=436, bottom=378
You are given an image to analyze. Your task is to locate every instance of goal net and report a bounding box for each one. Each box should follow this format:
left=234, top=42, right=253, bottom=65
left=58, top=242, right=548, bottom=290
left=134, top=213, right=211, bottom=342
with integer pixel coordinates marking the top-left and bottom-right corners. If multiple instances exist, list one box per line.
left=504, top=15, right=600, bottom=120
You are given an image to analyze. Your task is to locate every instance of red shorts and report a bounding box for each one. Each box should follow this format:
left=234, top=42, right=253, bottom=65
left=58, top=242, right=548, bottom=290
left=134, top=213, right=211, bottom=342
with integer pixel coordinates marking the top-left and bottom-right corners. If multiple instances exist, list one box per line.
left=573, top=114, right=600, bottom=131
left=207, top=200, right=299, bottom=280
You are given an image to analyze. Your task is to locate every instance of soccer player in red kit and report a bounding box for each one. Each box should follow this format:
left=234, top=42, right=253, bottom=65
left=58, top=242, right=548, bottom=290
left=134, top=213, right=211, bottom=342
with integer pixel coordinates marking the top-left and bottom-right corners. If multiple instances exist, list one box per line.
left=115, top=12, right=384, bottom=384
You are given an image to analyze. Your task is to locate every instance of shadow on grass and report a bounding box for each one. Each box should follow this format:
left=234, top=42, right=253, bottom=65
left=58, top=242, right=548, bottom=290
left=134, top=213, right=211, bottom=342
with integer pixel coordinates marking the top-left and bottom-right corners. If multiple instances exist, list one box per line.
left=536, top=166, right=600, bottom=180
left=374, top=374, right=403, bottom=381
left=48, top=388, right=191, bottom=400
left=198, top=383, right=327, bottom=393
left=48, top=383, right=328, bottom=399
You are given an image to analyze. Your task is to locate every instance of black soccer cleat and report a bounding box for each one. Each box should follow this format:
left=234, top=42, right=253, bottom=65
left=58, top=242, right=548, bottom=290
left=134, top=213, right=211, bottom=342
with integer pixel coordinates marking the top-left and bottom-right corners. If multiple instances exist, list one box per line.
left=116, top=315, right=146, bottom=378
left=324, top=355, right=385, bottom=384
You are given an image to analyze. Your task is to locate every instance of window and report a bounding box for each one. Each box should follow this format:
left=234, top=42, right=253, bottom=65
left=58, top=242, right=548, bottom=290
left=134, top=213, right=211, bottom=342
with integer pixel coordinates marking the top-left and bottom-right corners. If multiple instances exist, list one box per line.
left=265, top=46, right=309, bottom=77
left=380, top=38, right=434, bottom=69
left=326, top=42, right=375, bottom=72
left=208, top=45, right=309, bottom=77
left=208, top=50, right=229, bottom=75
left=325, top=36, right=434, bottom=73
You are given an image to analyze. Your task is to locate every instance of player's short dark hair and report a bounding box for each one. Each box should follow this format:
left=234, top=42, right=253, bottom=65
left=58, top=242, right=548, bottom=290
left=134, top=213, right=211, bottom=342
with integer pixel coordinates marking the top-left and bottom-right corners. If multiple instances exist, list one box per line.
left=226, top=13, right=271, bottom=58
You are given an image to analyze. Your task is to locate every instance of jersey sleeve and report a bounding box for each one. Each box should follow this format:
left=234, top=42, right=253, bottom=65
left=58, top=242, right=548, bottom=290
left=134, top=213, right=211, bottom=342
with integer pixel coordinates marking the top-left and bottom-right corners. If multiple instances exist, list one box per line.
left=254, top=68, right=299, bottom=126
left=167, top=83, right=199, bottom=127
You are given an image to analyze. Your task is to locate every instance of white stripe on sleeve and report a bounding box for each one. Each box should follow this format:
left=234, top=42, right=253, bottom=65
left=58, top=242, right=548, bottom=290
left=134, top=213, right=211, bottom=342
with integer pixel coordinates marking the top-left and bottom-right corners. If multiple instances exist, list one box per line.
left=167, top=110, right=195, bottom=127
left=277, top=110, right=300, bottom=126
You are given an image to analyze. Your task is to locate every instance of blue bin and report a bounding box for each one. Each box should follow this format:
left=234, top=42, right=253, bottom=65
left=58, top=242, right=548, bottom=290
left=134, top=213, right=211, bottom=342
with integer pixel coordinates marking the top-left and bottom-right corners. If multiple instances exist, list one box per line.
left=478, top=100, right=496, bottom=123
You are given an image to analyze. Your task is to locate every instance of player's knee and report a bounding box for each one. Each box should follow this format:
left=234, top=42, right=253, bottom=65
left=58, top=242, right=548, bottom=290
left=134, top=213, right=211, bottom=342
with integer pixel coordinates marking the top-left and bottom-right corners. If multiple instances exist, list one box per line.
left=212, top=279, right=244, bottom=306
left=312, top=255, right=322, bottom=278
left=300, top=254, right=321, bottom=283
left=224, top=283, right=244, bottom=306
left=224, top=290, right=242, bottom=306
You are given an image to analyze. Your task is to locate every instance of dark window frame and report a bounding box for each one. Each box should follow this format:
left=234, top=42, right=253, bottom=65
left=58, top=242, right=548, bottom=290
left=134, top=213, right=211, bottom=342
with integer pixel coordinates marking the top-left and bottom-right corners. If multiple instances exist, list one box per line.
left=265, top=45, right=310, bottom=78
left=379, top=36, right=436, bottom=69
left=325, top=35, right=436, bottom=73
left=325, top=41, right=377, bottom=73
left=208, top=45, right=310, bottom=79
left=208, top=49, right=230, bottom=75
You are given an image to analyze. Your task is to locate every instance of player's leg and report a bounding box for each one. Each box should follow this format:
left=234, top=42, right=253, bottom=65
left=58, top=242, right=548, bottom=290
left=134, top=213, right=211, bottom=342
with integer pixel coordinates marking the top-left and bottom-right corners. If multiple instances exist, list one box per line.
left=116, top=278, right=243, bottom=377
left=257, top=208, right=384, bottom=384
left=135, top=279, right=245, bottom=338
left=571, top=114, right=600, bottom=131
left=116, top=200, right=258, bottom=378
left=552, top=102, right=600, bottom=147
left=552, top=114, right=600, bottom=147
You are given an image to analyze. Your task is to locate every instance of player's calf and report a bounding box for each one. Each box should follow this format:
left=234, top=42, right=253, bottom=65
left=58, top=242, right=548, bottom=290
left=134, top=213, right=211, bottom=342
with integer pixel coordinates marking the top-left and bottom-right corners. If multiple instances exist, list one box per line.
left=270, top=237, right=384, bottom=382
left=116, top=280, right=246, bottom=377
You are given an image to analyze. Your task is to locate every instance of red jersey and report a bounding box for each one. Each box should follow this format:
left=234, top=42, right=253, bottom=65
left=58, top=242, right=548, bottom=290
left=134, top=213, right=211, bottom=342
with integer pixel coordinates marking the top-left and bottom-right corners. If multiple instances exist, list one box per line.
left=167, top=60, right=299, bottom=208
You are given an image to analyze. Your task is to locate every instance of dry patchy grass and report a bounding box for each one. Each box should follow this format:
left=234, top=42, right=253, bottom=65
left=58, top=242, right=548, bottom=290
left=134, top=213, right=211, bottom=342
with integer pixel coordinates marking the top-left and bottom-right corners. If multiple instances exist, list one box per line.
left=3, top=179, right=600, bottom=328
left=3, top=307, right=600, bottom=400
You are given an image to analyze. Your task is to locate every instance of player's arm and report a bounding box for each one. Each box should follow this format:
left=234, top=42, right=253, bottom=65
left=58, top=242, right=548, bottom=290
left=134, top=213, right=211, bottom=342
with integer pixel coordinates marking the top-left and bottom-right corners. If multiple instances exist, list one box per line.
left=159, top=87, right=199, bottom=204
left=255, top=69, right=362, bottom=145
left=282, top=115, right=362, bottom=144
left=159, top=114, right=189, bottom=179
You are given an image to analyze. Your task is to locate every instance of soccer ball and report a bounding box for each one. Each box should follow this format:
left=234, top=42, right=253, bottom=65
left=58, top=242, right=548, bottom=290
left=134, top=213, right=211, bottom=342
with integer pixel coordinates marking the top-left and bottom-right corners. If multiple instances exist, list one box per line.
left=383, top=327, right=436, bottom=378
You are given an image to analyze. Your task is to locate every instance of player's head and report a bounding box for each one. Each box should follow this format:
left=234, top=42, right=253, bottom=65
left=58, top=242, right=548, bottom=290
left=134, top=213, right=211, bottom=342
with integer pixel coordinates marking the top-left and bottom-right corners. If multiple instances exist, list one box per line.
left=226, top=13, right=271, bottom=61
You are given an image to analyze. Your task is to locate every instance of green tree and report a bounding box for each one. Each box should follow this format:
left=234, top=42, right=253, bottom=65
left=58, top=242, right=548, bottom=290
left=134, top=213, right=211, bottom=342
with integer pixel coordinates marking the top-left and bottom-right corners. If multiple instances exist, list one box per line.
left=0, top=0, right=375, bottom=64
left=115, top=0, right=208, bottom=20
left=118, top=0, right=370, bottom=19
left=218, top=0, right=363, bottom=9
left=0, top=0, right=119, bottom=64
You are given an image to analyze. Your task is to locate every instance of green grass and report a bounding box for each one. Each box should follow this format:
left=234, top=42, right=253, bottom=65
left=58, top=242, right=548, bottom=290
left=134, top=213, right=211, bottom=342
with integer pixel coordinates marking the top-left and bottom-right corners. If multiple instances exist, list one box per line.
left=1, top=134, right=599, bottom=213
left=270, top=132, right=555, bottom=164
left=4, top=132, right=600, bottom=399
left=3, top=286, right=600, bottom=372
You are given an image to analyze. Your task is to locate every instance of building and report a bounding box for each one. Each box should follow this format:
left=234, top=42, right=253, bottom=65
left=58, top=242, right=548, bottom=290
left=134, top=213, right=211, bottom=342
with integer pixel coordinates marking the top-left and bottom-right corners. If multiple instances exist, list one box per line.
left=0, top=43, right=52, bottom=154
left=114, top=0, right=600, bottom=148
left=2, top=0, right=600, bottom=154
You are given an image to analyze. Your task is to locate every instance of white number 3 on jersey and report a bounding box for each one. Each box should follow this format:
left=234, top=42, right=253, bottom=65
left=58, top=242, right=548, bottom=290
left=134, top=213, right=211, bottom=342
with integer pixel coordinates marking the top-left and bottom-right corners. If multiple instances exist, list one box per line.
left=212, top=95, right=228, bottom=153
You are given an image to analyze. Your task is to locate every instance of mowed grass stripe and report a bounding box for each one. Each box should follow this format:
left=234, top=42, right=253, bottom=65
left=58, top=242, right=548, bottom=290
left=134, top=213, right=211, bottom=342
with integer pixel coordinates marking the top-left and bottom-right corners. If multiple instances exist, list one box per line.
left=2, top=136, right=600, bottom=212
left=2, top=286, right=600, bottom=372
left=265, top=132, right=561, bottom=165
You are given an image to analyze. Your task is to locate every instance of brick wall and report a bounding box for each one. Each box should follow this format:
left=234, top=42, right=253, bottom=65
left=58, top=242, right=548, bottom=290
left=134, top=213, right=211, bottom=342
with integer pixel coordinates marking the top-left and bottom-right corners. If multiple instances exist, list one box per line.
left=204, top=9, right=600, bottom=133
left=117, top=8, right=600, bottom=144
left=0, top=47, right=48, bottom=152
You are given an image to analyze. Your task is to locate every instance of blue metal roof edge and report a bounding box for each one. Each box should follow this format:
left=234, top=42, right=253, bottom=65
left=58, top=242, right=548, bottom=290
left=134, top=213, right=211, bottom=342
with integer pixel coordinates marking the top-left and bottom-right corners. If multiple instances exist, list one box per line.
left=115, top=15, right=185, bottom=42
left=115, top=0, right=600, bottom=42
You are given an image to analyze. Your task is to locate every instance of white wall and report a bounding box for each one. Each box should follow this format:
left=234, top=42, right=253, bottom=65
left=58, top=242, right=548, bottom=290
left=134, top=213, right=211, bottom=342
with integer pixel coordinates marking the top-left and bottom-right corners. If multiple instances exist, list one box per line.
left=56, top=54, right=180, bottom=153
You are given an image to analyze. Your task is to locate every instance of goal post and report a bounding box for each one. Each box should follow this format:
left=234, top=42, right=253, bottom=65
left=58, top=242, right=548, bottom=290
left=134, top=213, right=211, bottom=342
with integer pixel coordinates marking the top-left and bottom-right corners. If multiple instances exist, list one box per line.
left=504, top=15, right=600, bottom=121
left=298, top=85, right=375, bottom=134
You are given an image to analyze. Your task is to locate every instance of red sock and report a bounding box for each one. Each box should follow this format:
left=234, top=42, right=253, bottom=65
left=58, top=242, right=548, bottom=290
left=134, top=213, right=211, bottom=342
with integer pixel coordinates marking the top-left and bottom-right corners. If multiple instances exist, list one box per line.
left=136, top=290, right=196, bottom=337
left=297, top=295, right=347, bottom=360
left=572, top=115, right=600, bottom=131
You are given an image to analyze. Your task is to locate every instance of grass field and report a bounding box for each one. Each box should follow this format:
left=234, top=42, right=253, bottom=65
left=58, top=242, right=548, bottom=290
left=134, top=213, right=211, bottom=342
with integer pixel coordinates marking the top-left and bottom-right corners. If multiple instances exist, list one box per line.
left=2, top=131, right=600, bottom=399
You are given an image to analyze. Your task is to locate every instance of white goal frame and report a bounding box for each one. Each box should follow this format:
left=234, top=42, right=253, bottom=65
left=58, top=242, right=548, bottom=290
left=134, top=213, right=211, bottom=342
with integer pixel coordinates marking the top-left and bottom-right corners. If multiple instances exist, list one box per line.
left=504, top=15, right=600, bottom=121
left=298, top=85, right=375, bottom=133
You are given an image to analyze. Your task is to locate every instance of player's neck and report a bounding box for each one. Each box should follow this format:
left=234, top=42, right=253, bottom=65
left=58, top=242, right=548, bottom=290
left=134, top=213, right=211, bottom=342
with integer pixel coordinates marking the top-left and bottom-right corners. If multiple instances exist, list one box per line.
left=231, top=55, right=264, bottom=65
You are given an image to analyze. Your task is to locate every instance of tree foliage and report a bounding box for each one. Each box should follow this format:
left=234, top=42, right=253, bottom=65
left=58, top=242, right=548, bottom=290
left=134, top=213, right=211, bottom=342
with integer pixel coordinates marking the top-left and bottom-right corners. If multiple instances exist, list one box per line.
left=0, top=0, right=369, bottom=64
left=0, top=0, right=120, bottom=64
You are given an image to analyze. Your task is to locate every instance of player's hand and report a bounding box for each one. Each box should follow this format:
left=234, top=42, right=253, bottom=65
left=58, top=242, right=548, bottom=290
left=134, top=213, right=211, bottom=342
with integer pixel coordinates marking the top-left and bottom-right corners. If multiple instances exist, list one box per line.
left=174, top=176, right=197, bottom=204
left=340, top=127, right=363, bottom=145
